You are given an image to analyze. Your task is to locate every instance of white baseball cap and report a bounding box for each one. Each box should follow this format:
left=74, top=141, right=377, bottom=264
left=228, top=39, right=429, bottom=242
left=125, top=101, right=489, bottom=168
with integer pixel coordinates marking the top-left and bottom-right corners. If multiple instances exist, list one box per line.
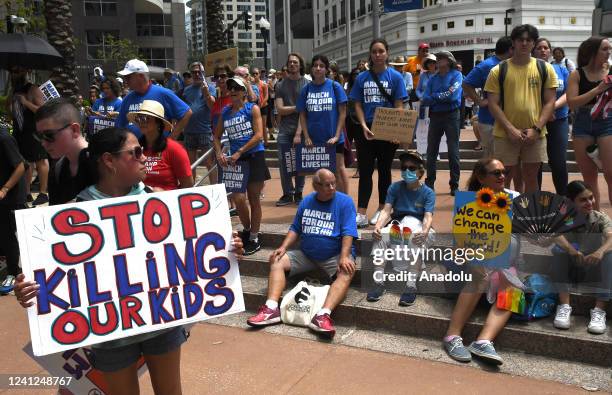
left=117, top=59, right=149, bottom=76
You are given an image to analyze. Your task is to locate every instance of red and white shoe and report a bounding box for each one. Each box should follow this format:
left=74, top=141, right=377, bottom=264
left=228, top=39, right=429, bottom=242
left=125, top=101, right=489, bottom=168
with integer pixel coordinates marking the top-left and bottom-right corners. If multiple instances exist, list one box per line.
left=247, top=305, right=281, bottom=327
left=308, top=313, right=336, bottom=337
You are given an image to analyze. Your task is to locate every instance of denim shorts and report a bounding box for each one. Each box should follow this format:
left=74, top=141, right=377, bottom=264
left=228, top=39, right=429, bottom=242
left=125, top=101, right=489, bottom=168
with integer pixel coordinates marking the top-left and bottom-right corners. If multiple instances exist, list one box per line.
left=184, top=133, right=213, bottom=150
left=91, top=325, right=189, bottom=372
left=572, top=107, right=612, bottom=139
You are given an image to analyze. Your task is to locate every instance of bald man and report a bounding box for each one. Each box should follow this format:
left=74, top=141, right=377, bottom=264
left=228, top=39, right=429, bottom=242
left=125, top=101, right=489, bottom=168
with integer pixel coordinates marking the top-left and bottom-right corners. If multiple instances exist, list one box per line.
left=247, top=169, right=358, bottom=338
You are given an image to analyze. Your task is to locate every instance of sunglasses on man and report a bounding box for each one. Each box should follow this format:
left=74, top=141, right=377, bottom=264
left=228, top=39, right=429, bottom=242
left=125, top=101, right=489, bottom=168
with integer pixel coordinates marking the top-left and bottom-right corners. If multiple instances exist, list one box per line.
left=34, top=123, right=72, bottom=143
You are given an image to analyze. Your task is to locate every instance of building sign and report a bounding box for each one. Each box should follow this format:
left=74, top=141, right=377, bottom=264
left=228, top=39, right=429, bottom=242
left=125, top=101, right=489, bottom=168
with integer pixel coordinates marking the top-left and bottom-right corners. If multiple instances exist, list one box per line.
left=429, top=37, right=494, bottom=49
left=383, top=0, right=422, bottom=12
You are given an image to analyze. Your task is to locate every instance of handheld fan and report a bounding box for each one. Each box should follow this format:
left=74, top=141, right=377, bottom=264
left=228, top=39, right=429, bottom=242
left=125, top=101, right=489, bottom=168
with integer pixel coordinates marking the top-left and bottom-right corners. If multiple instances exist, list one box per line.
left=512, top=192, right=585, bottom=240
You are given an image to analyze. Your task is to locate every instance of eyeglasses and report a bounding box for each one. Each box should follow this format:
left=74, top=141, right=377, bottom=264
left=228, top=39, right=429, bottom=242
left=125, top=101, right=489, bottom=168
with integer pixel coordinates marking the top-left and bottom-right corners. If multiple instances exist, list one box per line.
left=401, top=165, right=420, bottom=172
left=252, top=72, right=259, bottom=76
left=214, top=73, right=228, bottom=80
left=134, top=115, right=153, bottom=124
left=34, top=123, right=72, bottom=143
left=114, top=146, right=144, bottom=160
left=487, top=169, right=510, bottom=178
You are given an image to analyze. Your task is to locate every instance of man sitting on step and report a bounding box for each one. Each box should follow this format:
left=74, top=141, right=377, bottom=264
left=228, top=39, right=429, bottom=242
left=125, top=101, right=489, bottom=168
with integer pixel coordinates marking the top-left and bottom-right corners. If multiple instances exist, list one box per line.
left=367, top=151, right=435, bottom=306
left=247, top=169, right=358, bottom=338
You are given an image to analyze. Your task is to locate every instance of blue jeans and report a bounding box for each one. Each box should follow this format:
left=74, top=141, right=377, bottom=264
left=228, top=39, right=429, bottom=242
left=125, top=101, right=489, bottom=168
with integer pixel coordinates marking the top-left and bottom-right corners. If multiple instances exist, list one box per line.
left=545, top=117, right=569, bottom=195
left=426, top=109, right=460, bottom=189
left=276, top=132, right=305, bottom=196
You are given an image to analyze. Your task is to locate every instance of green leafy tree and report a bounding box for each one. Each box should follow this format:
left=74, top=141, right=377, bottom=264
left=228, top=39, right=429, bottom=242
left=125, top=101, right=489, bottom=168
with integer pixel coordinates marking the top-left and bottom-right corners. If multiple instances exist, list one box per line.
left=0, top=0, right=46, bottom=34
left=96, top=34, right=140, bottom=72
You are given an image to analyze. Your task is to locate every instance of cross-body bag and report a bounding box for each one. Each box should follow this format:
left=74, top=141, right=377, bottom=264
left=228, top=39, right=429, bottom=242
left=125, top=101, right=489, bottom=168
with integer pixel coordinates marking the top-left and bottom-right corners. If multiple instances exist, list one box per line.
left=369, top=70, right=395, bottom=105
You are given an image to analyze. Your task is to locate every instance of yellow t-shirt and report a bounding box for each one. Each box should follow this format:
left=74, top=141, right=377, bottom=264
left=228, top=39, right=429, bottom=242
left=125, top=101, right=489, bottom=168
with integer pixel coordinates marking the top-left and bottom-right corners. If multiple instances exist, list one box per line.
left=484, top=58, right=558, bottom=138
left=403, top=55, right=424, bottom=86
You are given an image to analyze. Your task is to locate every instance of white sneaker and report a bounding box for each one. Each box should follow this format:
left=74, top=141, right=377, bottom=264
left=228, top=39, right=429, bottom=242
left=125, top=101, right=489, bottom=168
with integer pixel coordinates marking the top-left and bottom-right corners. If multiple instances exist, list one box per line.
left=356, top=213, right=369, bottom=228
left=553, top=304, right=572, bottom=329
left=587, top=308, right=607, bottom=334
left=369, top=210, right=381, bottom=225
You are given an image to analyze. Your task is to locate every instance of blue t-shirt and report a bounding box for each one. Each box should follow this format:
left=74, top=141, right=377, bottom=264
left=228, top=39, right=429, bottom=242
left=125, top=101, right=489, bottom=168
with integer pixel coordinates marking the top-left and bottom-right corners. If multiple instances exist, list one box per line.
left=463, top=55, right=501, bottom=125
left=92, top=97, right=122, bottom=114
left=182, top=83, right=217, bottom=135
left=416, top=72, right=434, bottom=101
left=421, top=70, right=463, bottom=113
left=221, top=102, right=264, bottom=155
left=115, top=84, right=190, bottom=137
left=349, top=68, right=408, bottom=123
left=290, top=192, right=358, bottom=261
left=385, top=182, right=435, bottom=221
left=551, top=63, right=570, bottom=120
left=296, top=79, right=348, bottom=144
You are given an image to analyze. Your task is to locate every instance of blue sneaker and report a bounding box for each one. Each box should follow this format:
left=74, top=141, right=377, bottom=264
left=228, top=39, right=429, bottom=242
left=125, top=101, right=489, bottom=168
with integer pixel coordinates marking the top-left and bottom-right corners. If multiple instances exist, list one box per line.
left=366, top=284, right=385, bottom=302
left=399, top=287, right=417, bottom=306
left=468, top=341, right=503, bottom=365
left=0, top=275, right=16, bottom=295
left=443, top=336, right=471, bottom=362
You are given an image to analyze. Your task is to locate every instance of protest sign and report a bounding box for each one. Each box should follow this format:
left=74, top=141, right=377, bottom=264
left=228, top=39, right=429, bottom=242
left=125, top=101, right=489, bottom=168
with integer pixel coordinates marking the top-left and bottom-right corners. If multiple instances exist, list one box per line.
left=87, top=115, right=115, bottom=136
left=39, top=80, right=60, bottom=103
left=370, top=107, right=418, bottom=144
left=383, top=0, right=422, bottom=12
left=452, top=189, right=513, bottom=268
left=279, top=144, right=297, bottom=177
left=415, top=118, right=447, bottom=156
left=295, top=144, right=336, bottom=173
left=15, top=184, right=244, bottom=356
left=24, top=344, right=146, bottom=395
left=204, top=48, right=239, bottom=76
left=218, top=162, right=250, bottom=193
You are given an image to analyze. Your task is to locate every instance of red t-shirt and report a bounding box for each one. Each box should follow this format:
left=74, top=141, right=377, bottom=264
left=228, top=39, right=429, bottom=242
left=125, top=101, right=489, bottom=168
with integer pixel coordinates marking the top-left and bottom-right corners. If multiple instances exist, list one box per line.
left=144, top=138, right=192, bottom=190
left=212, top=95, right=232, bottom=130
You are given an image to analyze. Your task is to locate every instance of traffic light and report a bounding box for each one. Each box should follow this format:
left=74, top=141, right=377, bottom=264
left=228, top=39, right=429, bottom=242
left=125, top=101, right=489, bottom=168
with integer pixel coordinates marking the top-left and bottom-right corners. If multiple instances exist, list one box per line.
left=243, top=11, right=252, bottom=31
left=227, top=28, right=234, bottom=47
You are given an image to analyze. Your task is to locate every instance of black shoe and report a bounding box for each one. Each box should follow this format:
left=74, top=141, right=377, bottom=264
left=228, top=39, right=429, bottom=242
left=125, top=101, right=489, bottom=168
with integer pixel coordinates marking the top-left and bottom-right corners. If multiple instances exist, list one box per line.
left=399, top=287, right=417, bottom=306
left=26, top=194, right=33, bottom=203
left=276, top=194, right=293, bottom=206
left=239, top=228, right=250, bottom=245
left=366, top=284, right=386, bottom=302
left=294, top=192, right=303, bottom=204
left=244, top=239, right=261, bottom=255
left=32, top=193, right=49, bottom=206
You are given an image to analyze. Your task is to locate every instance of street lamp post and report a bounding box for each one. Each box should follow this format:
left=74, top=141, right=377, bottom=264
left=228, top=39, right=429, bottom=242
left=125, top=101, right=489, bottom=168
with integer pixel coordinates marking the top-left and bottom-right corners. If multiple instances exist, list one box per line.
left=259, top=17, right=271, bottom=72
left=505, top=8, right=515, bottom=37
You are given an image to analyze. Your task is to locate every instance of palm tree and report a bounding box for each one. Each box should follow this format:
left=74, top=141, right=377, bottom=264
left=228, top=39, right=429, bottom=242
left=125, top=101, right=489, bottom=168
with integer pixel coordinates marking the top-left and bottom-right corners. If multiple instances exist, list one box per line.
left=206, top=0, right=227, bottom=53
left=44, top=0, right=79, bottom=100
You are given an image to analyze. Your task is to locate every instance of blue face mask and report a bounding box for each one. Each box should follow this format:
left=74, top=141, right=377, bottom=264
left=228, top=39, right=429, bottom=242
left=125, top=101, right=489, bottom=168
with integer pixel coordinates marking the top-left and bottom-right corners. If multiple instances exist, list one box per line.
left=402, top=169, right=418, bottom=183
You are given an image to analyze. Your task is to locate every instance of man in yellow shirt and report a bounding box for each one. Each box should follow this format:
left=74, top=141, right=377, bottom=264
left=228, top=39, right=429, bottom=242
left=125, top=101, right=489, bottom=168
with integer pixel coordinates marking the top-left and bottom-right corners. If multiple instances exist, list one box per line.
left=404, top=43, right=430, bottom=88
left=485, top=24, right=558, bottom=193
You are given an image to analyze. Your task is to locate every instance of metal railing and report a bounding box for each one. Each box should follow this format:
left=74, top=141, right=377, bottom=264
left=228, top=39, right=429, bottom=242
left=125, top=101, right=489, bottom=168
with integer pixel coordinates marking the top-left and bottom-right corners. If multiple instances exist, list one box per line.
left=191, top=145, right=229, bottom=188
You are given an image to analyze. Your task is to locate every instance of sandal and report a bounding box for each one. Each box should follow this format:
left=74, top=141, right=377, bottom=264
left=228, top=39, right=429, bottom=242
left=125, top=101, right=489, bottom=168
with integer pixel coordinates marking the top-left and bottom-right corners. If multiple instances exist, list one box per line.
left=473, top=144, right=483, bottom=151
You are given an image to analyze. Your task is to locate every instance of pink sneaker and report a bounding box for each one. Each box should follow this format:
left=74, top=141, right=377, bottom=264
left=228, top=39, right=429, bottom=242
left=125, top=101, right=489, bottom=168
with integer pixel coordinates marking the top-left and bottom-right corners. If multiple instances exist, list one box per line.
left=308, top=313, right=336, bottom=337
left=247, top=305, right=281, bottom=327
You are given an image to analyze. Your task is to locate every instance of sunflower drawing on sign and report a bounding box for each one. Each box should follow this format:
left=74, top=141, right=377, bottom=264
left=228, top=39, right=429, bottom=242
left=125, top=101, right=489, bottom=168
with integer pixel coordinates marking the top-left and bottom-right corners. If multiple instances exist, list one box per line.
left=453, top=188, right=514, bottom=268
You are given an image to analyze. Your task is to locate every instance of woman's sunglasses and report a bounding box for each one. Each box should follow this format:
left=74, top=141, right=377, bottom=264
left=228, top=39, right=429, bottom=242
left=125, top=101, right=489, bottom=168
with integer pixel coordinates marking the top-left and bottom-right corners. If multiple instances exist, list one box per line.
left=214, top=73, right=228, bottom=81
left=487, top=169, right=510, bottom=178
left=401, top=165, right=420, bottom=172
left=34, top=123, right=72, bottom=143
left=114, top=146, right=144, bottom=160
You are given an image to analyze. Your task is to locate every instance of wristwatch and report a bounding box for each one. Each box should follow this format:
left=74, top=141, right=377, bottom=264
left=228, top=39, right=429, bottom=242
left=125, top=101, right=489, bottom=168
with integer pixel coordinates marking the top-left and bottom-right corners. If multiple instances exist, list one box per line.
left=532, top=125, right=543, bottom=135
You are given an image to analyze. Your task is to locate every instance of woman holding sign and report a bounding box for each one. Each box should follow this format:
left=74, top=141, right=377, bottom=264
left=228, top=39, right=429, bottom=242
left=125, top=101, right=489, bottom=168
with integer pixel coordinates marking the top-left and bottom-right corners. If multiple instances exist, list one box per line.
left=297, top=55, right=349, bottom=193
left=443, top=158, right=520, bottom=366
left=349, top=38, right=408, bottom=228
left=15, top=127, right=245, bottom=395
left=214, top=77, right=270, bottom=255
left=128, top=100, right=193, bottom=191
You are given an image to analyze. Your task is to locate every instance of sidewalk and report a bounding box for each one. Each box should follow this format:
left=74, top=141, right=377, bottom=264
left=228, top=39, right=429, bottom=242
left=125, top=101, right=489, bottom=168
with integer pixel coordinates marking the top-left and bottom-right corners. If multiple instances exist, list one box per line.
left=0, top=297, right=590, bottom=394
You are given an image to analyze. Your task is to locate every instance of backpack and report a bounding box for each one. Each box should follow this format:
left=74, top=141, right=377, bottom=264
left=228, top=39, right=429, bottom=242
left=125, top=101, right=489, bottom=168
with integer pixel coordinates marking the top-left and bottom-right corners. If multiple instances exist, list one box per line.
left=498, top=58, right=548, bottom=110
left=512, top=274, right=558, bottom=321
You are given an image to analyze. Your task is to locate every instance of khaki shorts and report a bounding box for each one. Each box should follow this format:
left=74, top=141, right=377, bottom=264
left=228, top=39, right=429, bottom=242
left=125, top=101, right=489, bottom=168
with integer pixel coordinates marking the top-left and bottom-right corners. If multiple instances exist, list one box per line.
left=479, top=123, right=494, bottom=159
left=493, top=136, right=547, bottom=166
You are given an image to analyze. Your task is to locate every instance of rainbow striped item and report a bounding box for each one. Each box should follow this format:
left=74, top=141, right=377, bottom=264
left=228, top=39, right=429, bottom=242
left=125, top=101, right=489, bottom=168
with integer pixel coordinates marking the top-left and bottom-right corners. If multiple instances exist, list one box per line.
left=496, top=287, right=526, bottom=314
left=389, top=222, right=402, bottom=245
left=402, top=226, right=412, bottom=245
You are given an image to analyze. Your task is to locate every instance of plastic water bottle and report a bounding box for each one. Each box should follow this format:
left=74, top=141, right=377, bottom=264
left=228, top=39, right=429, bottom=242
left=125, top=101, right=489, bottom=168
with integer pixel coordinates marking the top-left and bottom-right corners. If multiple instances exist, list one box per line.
left=586, top=144, right=603, bottom=170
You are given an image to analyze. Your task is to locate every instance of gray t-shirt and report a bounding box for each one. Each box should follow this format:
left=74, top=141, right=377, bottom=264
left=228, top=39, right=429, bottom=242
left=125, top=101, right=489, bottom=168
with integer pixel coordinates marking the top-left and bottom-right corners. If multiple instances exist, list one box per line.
left=275, top=76, right=308, bottom=135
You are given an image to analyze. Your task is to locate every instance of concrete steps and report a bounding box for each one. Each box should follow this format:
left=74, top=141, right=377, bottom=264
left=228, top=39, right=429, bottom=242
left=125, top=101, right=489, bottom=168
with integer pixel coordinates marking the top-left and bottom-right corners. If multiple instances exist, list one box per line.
left=259, top=140, right=581, bottom=173
left=232, top=224, right=612, bottom=367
